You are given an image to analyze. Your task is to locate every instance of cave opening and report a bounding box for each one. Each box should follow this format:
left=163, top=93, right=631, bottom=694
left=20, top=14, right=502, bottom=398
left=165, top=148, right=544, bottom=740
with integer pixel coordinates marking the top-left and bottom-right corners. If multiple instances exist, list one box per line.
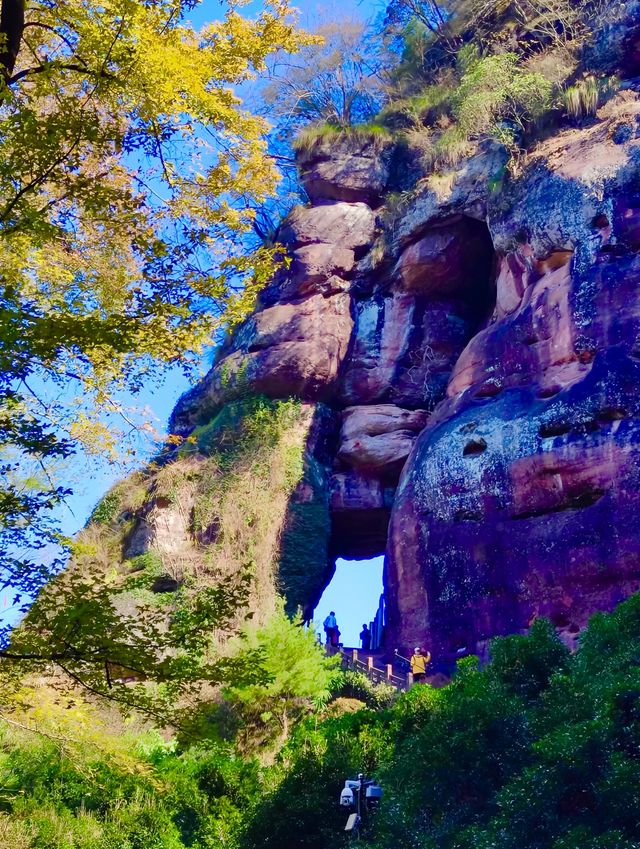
left=313, top=554, right=384, bottom=648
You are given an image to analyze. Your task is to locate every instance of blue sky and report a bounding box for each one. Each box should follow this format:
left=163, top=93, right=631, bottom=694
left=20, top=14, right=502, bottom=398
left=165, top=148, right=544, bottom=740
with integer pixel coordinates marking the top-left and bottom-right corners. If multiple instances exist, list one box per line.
left=1, top=0, right=386, bottom=637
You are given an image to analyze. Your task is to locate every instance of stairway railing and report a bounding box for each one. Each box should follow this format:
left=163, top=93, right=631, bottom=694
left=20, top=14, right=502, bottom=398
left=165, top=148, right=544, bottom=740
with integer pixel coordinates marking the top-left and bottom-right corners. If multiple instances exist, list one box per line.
left=328, top=646, right=410, bottom=691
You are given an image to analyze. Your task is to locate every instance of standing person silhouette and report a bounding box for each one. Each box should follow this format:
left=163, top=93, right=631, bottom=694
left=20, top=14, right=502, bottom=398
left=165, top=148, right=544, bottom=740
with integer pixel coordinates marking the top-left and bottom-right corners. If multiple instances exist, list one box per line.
left=323, top=611, right=337, bottom=646
left=360, top=624, right=371, bottom=651
left=409, top=647, right=430, bottom=683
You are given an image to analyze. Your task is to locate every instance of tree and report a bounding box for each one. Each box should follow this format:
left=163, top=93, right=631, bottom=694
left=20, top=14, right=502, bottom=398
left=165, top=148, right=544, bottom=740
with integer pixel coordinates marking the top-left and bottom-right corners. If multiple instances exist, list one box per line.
left=221, top=606, right=340, bottom=750
left=0, top=0, right=312, bottom=614
left=260, top=19, right=387, bottom=133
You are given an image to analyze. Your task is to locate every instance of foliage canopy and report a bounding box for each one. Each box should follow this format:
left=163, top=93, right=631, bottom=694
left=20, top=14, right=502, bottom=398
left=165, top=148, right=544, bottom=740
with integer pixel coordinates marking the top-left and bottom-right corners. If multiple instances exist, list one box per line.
left=0, top=0, right=311, bottom=611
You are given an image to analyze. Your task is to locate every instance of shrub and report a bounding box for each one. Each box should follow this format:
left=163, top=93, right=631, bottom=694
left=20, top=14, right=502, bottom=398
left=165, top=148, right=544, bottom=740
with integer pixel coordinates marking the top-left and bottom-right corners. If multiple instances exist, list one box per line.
left=334, top=669, right=397, bottom=710
left=488, top=617, right=570, bottom=701
left=221, top=605, right=341, bottom=751
left=563, top=75, right=619, bottom=119
left=453, top=49, right=554, bottom=145
left=89, top=491, right=121, bottom=526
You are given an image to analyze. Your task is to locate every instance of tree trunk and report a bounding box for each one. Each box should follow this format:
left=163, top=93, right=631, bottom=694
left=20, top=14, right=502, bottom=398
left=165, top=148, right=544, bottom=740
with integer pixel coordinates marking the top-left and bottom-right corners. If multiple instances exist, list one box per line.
left=0, top=0, right=25, bottom=81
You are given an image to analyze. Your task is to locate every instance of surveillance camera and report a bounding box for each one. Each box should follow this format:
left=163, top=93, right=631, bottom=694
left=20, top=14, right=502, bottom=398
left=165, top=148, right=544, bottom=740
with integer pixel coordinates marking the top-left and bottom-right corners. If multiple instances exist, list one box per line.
left=340, top=787, right=354, bottom=807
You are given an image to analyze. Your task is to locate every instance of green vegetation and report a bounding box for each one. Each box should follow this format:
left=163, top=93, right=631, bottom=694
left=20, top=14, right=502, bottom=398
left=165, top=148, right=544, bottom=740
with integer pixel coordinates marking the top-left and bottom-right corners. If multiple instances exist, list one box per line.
left=241, top=599, right=640, bottom=849
left=278, top=452, right=331, bottom=615
left=290, top=0, right=621, bottom=180
left=5, top=396, right=319, bottom=719
left=5, top=598, right=640, bottom=848
left=292, top=122, right=393, bottom=157
left=563, top=75, right=620, bottom=119
left=0, top=0, right=315, bottom=615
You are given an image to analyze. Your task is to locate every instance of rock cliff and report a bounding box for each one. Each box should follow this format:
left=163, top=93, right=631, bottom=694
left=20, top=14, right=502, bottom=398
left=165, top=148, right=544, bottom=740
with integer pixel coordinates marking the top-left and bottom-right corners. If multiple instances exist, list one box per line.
left=85, top=6, right=640, bottom=664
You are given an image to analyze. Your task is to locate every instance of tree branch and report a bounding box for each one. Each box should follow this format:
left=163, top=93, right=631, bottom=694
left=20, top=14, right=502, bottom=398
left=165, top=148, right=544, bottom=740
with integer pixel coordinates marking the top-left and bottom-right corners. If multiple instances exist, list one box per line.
left=8, top=61, right=115, bottom=85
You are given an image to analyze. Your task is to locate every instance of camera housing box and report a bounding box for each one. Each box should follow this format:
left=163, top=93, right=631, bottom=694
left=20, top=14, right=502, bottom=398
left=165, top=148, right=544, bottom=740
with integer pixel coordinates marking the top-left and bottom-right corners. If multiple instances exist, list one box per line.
left=366, top=784, right=383, bottom=807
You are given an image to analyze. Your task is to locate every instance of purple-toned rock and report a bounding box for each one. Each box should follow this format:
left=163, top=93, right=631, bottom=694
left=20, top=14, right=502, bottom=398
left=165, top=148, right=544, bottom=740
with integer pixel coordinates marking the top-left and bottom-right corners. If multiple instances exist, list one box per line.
left=289, top=243, right=355, bottom=287
left=341, top=292, right=486, bottom=409
left=387, top=339, right=640, bottom=658
left=385, top=91, right=640, bottom=658
left=329, top=471, right=394, bottom=559
left=297, top=135, right=392, bottom=205
left=489, top=91, right=640, bottom=260
left=392, top=140, right=509, bottom=248
left=337, top=405, right=429, bottom=478
left=330, top=472, right=387, bottom=512
left=280, top=202, right=376, bottom=251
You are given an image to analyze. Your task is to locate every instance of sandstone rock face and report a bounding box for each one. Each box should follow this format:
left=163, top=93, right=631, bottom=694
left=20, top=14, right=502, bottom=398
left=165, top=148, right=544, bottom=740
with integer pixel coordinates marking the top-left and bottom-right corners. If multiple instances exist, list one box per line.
left=289, top=243, right=355, bottom=288
left=392, top=218, right=494, bottom=295
left=337, top=405, right=429, bottom=477
left=329, top=471, right=394, bottom=559
left=392, top=140, right=510, bottom=248
left=341, top=288, right=490, bottom=409
left=172, top=79, right=640, bottom=663
left=125, top=494, right=193, bottom=566
left=386, top=91, right=640, bottom=658
left=279, top=202, right=376, bottom=251
left=297, top=136, right=392, bottom=205
left=170, top=292, right=353, bottom=434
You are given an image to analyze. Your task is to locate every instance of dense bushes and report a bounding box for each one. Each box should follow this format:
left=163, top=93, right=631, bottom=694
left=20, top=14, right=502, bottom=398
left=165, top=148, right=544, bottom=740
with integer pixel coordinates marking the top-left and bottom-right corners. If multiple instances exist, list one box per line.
left=243, top=595, right=640, bottom=849
left=5, top=597, right=640, bottom=848
left=292, top=0, right=623, bottom=178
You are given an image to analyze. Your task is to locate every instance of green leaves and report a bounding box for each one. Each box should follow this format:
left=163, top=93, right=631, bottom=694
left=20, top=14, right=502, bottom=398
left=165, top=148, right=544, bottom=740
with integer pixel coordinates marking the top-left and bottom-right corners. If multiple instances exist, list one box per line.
left=0, top=0, right=312, bottom=587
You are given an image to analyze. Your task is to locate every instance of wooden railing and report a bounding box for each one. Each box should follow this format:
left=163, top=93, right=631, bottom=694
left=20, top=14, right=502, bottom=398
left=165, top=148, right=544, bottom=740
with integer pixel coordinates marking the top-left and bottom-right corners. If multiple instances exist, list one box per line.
left=329, top=646, right=411, bottom=691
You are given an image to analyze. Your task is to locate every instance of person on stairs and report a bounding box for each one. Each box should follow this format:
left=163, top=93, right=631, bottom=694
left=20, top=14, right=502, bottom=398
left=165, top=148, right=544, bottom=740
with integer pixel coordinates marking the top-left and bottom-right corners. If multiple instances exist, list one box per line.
left=395, top=646, right=432, bottom=684
left=409, top=647, right=431, bottom=683
left=360, top=624, right=371, bottom=652
left=323, top=611, right=338, bottom=647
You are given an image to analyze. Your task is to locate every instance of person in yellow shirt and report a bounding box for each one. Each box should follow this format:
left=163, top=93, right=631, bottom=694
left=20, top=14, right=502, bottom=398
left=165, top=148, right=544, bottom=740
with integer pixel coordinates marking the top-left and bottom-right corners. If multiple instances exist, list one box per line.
left=409, top=647, right=431, bottom=683
left=395, top=646, right=432, bottom=684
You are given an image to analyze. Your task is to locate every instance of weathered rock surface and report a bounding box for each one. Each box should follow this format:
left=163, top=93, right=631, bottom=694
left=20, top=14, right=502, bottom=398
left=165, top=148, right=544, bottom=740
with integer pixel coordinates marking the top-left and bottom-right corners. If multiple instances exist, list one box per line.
left=329, top=471, right=393, bottom=559
left=337, top=405, right=429, bottom=477
left=392, top=140, right=510, bottom=248
left=279, top=202, right=376, bottom=251
left=289, top=243, right=355, bottom=287
left=392, top=218, right=494, bottom=295
left=170, top=73, right=640, bottom=663
left=170, top=292, right=353, bottom=434
left=341, top=290, right=490, bottom=409
left=125, top=493, right=193, bottom=564
left=386, top=91, right=640, bottom=658
left=297, top=135, right=392, bottom=205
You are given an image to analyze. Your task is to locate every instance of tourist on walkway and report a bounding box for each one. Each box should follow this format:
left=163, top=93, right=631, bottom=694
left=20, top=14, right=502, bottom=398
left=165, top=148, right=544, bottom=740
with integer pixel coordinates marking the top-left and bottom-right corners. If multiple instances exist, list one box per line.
left=360, top=624, right=371, bottom=651
left=323, top=611, right=338, bottom=646
left=395, top=646, right=432, bottom=684
left=409, top=647, right=431, bottom=683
